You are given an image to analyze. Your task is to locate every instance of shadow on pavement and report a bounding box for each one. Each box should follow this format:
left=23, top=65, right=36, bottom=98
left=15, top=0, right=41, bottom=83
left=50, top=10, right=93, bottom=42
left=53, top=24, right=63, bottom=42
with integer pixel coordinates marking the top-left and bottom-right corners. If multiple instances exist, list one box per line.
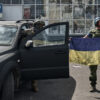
left=15, top=77, right=76, bottom=100
left=94, top=97, right=100, bottom=99
left=95, top=89, right=100, bottom=93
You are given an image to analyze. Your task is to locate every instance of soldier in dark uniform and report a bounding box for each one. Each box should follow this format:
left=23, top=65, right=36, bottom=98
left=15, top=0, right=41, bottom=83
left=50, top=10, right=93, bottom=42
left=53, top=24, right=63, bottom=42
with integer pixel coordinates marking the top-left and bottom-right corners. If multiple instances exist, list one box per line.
left=18, top=21, right=45, bottom=92
left=31, top=20, right=45, bottom=92
left=84, top=17, right=100, bottom=92
left=34, top=20, right=45, bottom=32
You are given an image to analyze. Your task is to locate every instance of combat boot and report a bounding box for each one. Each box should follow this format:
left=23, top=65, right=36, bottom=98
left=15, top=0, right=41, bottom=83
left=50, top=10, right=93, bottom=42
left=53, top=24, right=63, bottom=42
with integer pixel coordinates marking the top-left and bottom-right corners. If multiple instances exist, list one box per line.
left=31, top=80, right=39, bottom=92
left=90, top=86, right=97, bottom=92
left=32, top=86, right=39, bottom=92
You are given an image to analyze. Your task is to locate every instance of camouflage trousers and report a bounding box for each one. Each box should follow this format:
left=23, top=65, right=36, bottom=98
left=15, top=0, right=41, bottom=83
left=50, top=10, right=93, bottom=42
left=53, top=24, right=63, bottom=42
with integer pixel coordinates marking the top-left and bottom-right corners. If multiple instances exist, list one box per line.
left=31, top=80, right=38, bottom=92
left=89, top=65, right=98, bottom=87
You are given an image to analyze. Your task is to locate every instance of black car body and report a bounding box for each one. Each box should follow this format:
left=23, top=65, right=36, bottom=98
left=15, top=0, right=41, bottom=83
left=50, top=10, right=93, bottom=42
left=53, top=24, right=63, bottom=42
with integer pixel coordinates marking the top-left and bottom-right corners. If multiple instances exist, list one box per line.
left=0, top=20, right=69, bottom=100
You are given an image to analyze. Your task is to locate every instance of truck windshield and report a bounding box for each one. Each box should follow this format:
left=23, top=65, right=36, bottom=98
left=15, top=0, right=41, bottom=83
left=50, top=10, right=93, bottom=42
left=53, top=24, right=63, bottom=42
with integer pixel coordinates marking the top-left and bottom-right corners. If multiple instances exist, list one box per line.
left=0, top=25, right=17, bottom=45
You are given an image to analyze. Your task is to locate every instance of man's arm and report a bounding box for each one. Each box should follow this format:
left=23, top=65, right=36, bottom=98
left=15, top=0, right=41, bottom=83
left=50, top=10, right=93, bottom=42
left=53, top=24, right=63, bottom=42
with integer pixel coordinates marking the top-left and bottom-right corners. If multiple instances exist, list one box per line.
left=83, top=29, right=93, bottom=38
left=83, top=34, right=89, bottom=38
left=83, top=33, right=92, bottom=38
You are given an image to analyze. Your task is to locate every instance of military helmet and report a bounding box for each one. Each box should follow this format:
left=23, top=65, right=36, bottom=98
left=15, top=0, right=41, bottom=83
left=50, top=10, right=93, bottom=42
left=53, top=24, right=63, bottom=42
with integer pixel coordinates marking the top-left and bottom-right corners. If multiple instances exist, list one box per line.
left=34, top=20, right=45, bottom=28
left=94, top=17, right=100, bottom=27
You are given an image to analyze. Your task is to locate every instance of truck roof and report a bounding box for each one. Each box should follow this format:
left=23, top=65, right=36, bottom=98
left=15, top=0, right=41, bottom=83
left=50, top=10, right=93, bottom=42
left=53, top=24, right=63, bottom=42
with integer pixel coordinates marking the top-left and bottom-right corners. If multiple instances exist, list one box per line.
left=0, top=21, right=17, bottom=26
left=0, top=20, right=34, bottom=26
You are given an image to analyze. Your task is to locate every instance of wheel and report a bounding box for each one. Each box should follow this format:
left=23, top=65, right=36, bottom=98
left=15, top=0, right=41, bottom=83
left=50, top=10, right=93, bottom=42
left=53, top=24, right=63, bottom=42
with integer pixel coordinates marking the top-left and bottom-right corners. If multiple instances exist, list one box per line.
left=1, top=72, right=14, bottom=100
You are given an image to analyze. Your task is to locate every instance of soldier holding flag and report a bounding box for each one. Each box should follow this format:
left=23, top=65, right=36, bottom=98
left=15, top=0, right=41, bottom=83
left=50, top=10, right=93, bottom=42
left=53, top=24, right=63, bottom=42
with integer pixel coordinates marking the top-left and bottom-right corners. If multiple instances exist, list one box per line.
left=84, top=17, right=100, bottom=92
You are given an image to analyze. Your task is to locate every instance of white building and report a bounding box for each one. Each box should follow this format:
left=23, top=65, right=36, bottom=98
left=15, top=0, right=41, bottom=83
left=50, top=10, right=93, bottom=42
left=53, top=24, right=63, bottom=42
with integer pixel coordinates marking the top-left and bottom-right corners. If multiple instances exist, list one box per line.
left=0, top=0, right=100, bottom=35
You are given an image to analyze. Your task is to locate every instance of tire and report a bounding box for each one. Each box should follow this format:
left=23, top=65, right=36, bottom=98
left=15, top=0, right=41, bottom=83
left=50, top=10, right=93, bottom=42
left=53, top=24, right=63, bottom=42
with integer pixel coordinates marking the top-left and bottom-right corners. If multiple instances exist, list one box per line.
left=1, top=72, right=14, bottom=100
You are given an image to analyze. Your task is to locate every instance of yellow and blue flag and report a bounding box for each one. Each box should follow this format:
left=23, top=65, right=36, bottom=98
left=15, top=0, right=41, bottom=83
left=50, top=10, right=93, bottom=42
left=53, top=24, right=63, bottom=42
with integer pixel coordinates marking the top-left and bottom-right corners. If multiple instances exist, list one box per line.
left=69, top=38, right=100, bottom=66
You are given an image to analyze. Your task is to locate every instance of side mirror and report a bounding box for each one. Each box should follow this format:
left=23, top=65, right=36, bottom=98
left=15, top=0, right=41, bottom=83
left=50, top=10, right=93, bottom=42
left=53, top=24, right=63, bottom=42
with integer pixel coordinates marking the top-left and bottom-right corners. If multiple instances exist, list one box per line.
left=25, top=40, right=33, bottom=48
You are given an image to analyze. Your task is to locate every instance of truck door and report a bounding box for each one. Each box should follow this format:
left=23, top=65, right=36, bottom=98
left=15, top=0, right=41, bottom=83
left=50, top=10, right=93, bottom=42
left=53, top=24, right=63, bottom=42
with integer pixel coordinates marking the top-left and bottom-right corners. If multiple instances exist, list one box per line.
left=19, top=22, right=69, bottom=80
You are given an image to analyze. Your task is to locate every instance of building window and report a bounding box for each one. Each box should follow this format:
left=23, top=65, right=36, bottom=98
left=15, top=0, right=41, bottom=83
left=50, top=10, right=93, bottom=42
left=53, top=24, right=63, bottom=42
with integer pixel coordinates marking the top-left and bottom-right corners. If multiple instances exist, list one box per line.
left=24, top=0, right=35, bottom=4
left=61, top=0, right=72, bottom=4
left=0, top=0, right=11, bottom=4
left=12, top=0, right=21, bottom=4
left=49, top=0, right=60, bottom=4
left=36, top=0, right=44, bottom=4
left=73, top=0, right=85, bottom=4
left=73, top=5, right=85, bottom=19
left=0, top=0, right=3, bottom=3
left=24, top=7, right=31, bottom=19
left=0, top=0, right=21, bottom=4
left=23, top=0, right=45, bottom=19
left=86, top=5, right=97, bottom=19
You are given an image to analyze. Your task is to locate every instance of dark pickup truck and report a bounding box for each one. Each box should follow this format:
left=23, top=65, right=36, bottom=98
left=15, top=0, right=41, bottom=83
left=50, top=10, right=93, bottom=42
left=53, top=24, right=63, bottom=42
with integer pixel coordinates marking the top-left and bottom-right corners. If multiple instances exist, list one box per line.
left=0, top=20, right=69, bottom=100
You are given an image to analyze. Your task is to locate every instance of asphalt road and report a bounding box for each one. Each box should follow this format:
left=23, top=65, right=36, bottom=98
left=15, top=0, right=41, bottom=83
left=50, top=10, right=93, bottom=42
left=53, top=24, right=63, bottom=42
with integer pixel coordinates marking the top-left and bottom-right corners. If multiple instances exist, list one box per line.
left=15, top=63, right=100, bottom=100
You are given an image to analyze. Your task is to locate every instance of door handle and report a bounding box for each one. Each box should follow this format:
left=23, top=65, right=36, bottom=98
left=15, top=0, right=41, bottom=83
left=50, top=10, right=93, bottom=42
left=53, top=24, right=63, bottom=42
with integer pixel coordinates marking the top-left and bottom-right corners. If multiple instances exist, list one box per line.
left=55, top=51, right=66, bottom=54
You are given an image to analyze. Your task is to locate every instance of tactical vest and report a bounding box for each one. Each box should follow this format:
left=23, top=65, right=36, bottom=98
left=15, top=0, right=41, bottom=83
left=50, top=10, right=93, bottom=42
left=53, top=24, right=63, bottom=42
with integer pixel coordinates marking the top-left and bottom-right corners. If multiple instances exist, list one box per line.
left=89, top=28, right=100, bottom=38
